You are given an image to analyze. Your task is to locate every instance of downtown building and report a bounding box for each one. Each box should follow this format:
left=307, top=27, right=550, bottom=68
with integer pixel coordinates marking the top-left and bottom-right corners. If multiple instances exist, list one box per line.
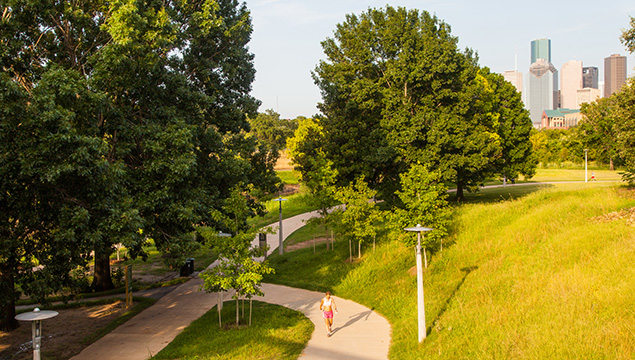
left=604, top=54, right=627, bottom=97
left=560, top=60, right=583, bottom=109
left=525, top=58, right=559, bottom=127
left=503, top=70, right=523, bottom=94
left=582, top=66, right=599, bottom=89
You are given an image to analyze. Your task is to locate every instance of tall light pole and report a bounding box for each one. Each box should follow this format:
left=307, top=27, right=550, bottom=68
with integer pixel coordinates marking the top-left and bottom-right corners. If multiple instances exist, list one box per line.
left=273, top=197, right=287, bottom=255
left=584, top=149, right=589, bottom=182
left=404, top=224, right=433, bottom=342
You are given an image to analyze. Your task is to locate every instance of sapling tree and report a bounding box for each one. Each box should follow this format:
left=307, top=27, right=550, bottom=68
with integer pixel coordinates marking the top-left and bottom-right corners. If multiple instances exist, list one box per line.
left=199, top=187, right=274, bottom=327
left=333, top=178, right=383, bottom=259
left=391, top=164, right=449, bottom=267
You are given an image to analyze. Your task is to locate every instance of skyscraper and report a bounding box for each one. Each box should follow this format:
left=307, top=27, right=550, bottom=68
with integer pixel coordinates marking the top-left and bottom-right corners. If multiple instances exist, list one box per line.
left=531, top=38, right=551, bottom=64
left=582, top=67, right=599, bottom=89
left=604, top=54, right=627, bottom=97
left=526, top=59, right=558, bottom=127
left=503, top=70, right=523, bottom=94
left=560, top=60, right=583, bottom=109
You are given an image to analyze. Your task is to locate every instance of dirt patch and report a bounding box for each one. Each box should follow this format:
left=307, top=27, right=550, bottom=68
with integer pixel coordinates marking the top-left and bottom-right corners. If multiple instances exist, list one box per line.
left=274, top=150, right=293, bottom=170
left=280, top=184, right=300, bottom=196
left=286, top=237, right=331, bottom=252
left=1, top=301, right=128, bottom=360
left=591, top=207, right=635, bottom=226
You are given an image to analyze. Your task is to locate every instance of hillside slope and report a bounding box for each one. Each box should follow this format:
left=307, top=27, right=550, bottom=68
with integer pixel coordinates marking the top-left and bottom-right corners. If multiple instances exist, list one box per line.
left=332, top=184, right=635, bottom=359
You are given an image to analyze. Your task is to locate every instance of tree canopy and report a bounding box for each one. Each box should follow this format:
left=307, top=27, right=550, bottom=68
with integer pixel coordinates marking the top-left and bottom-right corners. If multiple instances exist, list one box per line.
left=312, top=6, right=536, bottom=201
left=1, top=0, right=277, bottom=330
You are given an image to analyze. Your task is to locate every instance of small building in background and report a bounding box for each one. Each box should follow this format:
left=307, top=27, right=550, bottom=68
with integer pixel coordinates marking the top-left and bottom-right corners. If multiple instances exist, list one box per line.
left=576, top=88, right=601, bottom=108
left=541, top=108, right=583, bottom=129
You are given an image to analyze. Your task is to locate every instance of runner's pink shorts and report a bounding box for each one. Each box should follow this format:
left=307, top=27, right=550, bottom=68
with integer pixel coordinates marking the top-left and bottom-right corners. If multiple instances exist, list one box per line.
left=323, top=310, right=333, bottom=319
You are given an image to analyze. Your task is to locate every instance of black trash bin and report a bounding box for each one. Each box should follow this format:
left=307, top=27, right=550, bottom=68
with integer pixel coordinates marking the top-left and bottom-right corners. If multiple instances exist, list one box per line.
left=180, top=261, right=189, bottom=277
left=187, top=258, right=195, bottom=274
left=259, top=233, right=267, bottom=257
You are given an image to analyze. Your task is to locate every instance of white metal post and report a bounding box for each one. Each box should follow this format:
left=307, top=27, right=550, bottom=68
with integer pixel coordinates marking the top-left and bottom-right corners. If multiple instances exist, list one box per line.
left=584, top=149, right=589, bottom=182
left=416, top=231, right=426, bottom=342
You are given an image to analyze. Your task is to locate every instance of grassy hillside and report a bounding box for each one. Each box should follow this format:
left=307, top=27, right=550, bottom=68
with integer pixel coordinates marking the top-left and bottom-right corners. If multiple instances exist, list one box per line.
left=265, top=183, right=635, bottom=359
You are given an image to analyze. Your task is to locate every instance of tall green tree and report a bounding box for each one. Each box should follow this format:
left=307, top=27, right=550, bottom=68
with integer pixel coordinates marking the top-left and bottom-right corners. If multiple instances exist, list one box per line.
left=287, top=116, right=339, bottom=216
left=580, top=97, right=622, bottom=170
left=1, top=0, right=276, bottom=328
left=613, top=79, right=635, bottom=183
left=620, top=16, right=635, bottom=53
left=313, top=6, right=535, bottom=201
left=248, top=109, right=297, bottom=152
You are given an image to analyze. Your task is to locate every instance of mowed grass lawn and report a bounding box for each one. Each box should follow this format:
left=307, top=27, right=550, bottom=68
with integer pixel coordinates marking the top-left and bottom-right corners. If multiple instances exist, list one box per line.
left=152, top=301, right=313, bottom=360
left=266, top=182, right=635, bottom=359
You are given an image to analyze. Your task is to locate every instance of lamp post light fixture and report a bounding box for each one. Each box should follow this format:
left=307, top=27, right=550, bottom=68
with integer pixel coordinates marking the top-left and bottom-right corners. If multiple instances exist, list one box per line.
left=15, top=308, right=59, bottom=360
left=584, top=149, right=589, bottom=182
left=404, top=224, right=433, bottom=343
left=273, top=197, right=287, bottom=255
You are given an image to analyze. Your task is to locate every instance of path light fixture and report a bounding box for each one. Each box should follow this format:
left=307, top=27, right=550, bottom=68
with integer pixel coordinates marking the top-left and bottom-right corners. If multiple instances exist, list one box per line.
left=404, top=224, right=433, bottom=342
left=273, top=197, right=287, bottom=255
left=584, top=149, right=589, bottom=182
left=15, top=308, right=59, bottom=360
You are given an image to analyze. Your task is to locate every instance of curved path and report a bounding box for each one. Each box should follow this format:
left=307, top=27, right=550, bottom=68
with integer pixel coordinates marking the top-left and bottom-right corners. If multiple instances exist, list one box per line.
left=71, top=210, right=391, bottom=360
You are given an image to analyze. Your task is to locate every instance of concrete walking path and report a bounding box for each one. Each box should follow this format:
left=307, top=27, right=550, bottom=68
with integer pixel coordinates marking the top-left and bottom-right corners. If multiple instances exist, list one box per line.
left=71, top=209, right=391, bottom=360
left=254, top=283, right=390, bottom=360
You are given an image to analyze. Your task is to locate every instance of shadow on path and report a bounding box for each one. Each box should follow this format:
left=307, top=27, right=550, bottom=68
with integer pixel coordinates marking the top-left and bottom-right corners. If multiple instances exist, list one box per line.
left=331, top=308, right=374, bottom=335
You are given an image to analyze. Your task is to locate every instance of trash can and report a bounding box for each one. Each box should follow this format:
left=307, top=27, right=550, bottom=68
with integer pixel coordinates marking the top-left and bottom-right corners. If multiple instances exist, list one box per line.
left=187, top=258, right=195, bottom=274
left=259, top=233, right=267, bottom=258
left=180, top=261, right=189, bottom=277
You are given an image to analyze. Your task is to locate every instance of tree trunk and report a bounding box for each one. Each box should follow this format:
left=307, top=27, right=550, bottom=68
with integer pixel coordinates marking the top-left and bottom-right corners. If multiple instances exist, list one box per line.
left=0, top=268, right=19, bottom=331
left=455, top=183, right=465, bottom=202
left=92, top=246, right=114, bottom=292
left=249, top=299, right=252, bottom=327
left=349, top=238, right=352, bottom=262
left=325, top=229, right=329, bottom=251
left=358, top=241, right=361, bottom=259
left=610, top=158, right=614, bottom=171
left=236, top=298, right=239, bottom=325
left=218, top=293, right=222, bottom=328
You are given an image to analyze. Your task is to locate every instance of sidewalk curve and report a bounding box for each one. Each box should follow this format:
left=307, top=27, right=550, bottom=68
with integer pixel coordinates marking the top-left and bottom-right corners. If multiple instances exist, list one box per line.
left=72, top=208, right=392, bottom=360
left=254, top=283, right=391, bottom=360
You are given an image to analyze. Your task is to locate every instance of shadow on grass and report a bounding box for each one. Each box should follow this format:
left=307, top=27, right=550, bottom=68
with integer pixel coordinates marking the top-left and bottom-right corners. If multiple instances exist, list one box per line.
left=453, top=183, right=554, bottom=204
left=427, top=265, right=478, bottom=336
left=263, top=239, right=356, bottom=294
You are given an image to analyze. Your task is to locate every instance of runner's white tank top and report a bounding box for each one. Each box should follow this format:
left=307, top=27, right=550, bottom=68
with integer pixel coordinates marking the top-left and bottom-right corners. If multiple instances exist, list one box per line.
left=323, top=298, right=332, bottom=307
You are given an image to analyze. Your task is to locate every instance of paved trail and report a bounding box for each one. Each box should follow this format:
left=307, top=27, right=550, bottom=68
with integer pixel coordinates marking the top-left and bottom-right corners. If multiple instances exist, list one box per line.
left=71, top=210, right=391, bottom=360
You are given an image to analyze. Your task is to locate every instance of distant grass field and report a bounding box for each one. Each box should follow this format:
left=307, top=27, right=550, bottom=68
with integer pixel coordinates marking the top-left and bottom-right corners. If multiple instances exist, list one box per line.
left=276, top=169, right=300, bottom=185
left=265, top=183, right=635, bottom=359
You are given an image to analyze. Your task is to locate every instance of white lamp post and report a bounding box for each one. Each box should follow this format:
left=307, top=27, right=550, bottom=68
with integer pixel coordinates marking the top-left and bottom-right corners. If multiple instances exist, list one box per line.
left=404, top=224, right=433, bottom=342
left=15, top=308, right=59, bottom=360
left=584, top=149, right=589, bottom=182
left=273, top=197, right=287, bottom=255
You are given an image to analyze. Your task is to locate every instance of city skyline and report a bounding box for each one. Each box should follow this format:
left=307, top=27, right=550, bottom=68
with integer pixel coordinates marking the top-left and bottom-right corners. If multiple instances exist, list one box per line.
left=246, top=0, right=635, bottom=119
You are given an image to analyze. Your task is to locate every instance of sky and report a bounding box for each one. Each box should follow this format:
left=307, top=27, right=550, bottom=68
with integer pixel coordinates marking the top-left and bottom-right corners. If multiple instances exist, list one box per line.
left=245, top=0, right=635, bottom=119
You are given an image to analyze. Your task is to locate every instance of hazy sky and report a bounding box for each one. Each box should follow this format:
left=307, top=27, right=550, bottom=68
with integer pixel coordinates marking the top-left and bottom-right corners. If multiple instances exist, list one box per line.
left=245, top=0, right=635, bottom=119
